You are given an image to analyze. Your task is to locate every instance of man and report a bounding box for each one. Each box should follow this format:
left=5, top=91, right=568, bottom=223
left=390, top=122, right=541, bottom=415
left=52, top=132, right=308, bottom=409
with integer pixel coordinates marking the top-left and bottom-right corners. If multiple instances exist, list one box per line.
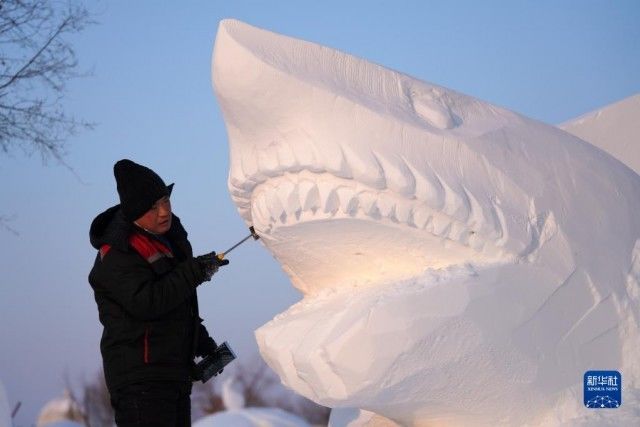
left=88, top=159, right=227, bottom=426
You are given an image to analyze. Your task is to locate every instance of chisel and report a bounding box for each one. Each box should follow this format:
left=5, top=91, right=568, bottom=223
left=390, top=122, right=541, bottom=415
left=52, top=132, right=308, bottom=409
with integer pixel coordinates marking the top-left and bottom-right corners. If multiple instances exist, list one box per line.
left=216, top=226, right=259, bottom=260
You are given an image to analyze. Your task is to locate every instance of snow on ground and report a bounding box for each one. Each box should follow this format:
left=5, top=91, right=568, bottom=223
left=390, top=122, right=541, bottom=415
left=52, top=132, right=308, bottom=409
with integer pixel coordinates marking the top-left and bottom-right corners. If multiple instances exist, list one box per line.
left=212, top=19, right=640, bottom=426
left=329, top=408, right=400, bottom=427
left=560, top=94, right=640, bottom=174
left=193, top=374, right=311, bottom=427
left=192, top=407, right=310, bottom=427
left=38, top=422, right=85, bottom=427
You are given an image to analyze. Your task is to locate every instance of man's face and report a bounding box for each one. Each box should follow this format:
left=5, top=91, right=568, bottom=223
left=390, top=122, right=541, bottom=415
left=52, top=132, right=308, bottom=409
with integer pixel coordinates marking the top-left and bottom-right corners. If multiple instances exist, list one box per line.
left=135, top=195, right=172, bottom=234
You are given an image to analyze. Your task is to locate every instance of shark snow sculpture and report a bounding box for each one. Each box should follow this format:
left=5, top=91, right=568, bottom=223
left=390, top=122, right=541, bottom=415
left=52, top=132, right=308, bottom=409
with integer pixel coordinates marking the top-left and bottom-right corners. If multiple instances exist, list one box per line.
left=212, top=19, right=640, bottom=427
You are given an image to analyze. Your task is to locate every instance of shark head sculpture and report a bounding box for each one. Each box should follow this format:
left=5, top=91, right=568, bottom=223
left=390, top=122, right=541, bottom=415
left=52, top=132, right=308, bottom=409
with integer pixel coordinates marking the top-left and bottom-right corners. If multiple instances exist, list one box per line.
left=212, top=19, right=640, bottom=426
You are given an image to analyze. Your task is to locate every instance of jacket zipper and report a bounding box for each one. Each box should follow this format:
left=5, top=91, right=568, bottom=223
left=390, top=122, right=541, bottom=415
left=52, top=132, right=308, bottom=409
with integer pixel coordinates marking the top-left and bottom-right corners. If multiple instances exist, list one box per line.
left=144, top=326, right=150, bottom=364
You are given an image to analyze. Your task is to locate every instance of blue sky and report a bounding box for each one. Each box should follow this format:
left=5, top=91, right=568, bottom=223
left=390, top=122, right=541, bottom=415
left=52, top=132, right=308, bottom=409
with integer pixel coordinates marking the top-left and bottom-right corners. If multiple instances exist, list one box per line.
left=1, top=1, right=639, bottom=424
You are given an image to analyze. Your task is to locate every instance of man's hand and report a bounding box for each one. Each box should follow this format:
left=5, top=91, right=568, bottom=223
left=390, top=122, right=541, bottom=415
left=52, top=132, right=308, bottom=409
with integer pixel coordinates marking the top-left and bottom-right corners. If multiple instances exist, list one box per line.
left=192, top=342, right=235, bottom=383
left=195, top=251, right=230, bottom=281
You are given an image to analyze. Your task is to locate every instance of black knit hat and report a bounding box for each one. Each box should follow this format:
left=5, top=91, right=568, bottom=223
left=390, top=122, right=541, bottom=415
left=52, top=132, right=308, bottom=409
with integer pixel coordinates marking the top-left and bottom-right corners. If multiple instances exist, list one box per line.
left=113, top=159, right=174, bottom=221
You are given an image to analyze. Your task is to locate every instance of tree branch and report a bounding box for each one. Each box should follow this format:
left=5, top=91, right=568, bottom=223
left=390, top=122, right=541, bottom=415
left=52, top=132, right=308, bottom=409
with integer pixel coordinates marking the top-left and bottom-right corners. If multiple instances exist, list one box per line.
left=0, top=0, right=93, bottom=162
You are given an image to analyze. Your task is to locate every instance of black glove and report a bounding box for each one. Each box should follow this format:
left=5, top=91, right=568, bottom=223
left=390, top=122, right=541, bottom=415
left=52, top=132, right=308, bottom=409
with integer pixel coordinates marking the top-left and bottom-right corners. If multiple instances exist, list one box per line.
left=195, top=251, right=230, bottom=282
left=194, top=339, right=223, bottom=379
left=192, top=342, right=235, bottom=383
left=199, top=337, right=218, bottom=358
left=191, top=356, right=224, bottom=383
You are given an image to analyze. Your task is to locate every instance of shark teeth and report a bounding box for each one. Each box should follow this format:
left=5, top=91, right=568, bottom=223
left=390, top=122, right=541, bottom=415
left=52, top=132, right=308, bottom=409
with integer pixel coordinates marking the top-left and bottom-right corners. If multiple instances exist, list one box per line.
left=230, top=137, right=506, bottom=253
left=403, top=159, right=445, bottom=210
left=323, top=144, right=352, bottom=179
left=318, top=180, right=340, bottom=215
left=394, top=200, right=413, bottom=224
left=299, top=179, right=320, bottom=213
left=342, top=145, right=386, bottom=190
left=231, top=143, right=482, bottom=220
left=336, top=187, right=359, bottom=216
left=358, top=192, right=377, bottom=217
left=374, top=152, right=415, bottom=197
left=436, top=173, right=470, bottom=223
left=431, top=215, right=452, bottom=236
left=248, top=172, right=501, bottom=253
left=411, top=205, right=432, bottom=229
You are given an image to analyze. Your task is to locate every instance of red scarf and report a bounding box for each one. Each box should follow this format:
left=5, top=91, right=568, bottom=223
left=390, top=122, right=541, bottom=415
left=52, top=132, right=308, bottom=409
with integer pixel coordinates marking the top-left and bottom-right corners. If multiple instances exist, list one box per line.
left=100, top=232, right=173, bottom=263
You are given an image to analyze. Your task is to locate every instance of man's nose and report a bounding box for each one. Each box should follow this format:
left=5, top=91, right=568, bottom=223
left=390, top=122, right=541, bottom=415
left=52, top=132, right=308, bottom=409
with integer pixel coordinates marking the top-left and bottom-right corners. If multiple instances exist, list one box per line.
left=158, top=203, right=171, bottom=216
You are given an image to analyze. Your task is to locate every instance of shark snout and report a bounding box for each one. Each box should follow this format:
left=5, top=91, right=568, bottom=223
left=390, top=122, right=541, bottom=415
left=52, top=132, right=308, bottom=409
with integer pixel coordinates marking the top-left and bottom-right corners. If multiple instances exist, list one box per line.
left=213, top=19, right=540, bottom=293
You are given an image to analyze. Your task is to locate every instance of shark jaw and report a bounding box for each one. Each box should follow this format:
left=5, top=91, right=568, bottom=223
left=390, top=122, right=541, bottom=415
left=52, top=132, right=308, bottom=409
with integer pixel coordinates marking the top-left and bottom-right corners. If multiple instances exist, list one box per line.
left=244, top=168, right=510, bottom=293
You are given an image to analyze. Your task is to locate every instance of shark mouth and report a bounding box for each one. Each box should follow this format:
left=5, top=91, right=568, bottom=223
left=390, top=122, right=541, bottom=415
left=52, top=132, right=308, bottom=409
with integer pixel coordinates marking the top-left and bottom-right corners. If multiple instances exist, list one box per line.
left=213, top=19, right=534, bottom=294
left=228, top=139, right=514, bottom=293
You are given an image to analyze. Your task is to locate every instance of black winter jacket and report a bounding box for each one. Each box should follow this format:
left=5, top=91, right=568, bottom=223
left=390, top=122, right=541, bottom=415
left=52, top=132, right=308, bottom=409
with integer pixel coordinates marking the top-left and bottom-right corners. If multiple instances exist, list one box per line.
left=88, top=205, right=217, bottom=391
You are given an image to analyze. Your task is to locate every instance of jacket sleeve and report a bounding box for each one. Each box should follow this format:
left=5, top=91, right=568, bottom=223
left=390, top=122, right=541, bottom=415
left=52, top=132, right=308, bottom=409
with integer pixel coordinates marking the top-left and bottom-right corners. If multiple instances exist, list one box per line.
left=100, top=249, right=205, bottom=320
left=196, top=318, right=218, bottom=357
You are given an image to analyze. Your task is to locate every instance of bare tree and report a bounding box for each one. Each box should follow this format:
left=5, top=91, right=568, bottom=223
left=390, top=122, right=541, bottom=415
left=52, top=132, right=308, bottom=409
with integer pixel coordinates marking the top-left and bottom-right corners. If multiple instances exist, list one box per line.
left=80, top=371, right=115, bottom=427
left=67, top=370, right=114, bottom=427
left=0, top=213, right=18, bottom=235
left=0, top=0, right=93, bottom=162
left=232, top=354, right=280, bottom=408
left=192, top=381, right=225, bottom=419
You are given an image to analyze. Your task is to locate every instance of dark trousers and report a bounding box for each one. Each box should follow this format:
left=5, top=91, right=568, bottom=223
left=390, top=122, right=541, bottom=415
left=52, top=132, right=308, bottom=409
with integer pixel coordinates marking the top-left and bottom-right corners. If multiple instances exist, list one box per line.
left=110, top=381, right=192, bottom=427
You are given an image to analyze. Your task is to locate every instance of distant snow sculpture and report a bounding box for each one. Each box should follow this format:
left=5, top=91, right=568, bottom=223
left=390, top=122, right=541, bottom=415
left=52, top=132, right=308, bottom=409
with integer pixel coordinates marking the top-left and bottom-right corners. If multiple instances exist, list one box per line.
left=221, top=377, right=245, bottom=411
left=212, top=19, right=640, bottom=426
left=37, top=389, right=85, bottom=427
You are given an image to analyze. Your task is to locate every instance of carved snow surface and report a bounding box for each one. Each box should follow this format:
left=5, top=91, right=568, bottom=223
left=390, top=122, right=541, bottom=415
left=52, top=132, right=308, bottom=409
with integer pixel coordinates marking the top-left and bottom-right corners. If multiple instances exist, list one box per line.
left=560, top=93, right=640, bottom=175
left=212, top=19, right=640, bottom=427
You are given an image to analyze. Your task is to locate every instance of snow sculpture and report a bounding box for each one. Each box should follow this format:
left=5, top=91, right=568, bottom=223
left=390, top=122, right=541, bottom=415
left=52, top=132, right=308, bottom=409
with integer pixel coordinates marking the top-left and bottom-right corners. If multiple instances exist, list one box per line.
left=560, top=94, right=640, bottom=174
left=221, top=377, right=245, bottom=411
left=212, top=19, right=640, bottom=426
left=36, top=390, right=85, bottom=427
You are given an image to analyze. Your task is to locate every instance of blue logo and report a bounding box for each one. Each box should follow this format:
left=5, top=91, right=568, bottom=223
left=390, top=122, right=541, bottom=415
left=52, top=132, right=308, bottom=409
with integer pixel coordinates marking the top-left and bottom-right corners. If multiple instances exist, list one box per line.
left=584, top=370, right=621, bottom=408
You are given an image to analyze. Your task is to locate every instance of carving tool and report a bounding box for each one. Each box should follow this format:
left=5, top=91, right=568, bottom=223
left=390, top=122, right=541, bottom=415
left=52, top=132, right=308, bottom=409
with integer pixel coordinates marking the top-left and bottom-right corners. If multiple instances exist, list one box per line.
left=217, top=226, right=259, bottom=260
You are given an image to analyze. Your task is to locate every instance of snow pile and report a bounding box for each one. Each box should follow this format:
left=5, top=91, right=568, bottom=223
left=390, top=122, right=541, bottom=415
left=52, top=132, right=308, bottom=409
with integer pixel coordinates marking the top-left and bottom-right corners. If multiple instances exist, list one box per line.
left=212, top=19, right=640, bottom=426
left=560, top=94, right=640, bottom=174
left=194, top=376, right=311, bottom=427
left=193, top=407, right=310, bottom=427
